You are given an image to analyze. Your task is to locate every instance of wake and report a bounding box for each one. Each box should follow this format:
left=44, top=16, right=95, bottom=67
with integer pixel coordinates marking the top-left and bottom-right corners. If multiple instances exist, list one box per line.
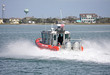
left=0, top=39, right=110, bottom=64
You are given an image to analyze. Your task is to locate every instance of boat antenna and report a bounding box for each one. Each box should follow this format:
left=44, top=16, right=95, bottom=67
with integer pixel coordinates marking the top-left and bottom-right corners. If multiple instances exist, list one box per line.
left=51, top=24, right=54, bottom=31
left=60, top=9, right=63, bottom=23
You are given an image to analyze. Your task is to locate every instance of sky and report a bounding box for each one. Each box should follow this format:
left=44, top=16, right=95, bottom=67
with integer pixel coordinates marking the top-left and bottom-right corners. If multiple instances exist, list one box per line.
left=0, top=0, right=110, bottom=18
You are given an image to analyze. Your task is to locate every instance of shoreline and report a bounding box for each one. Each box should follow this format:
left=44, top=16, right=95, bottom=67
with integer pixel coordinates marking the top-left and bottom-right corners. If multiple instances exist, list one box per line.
left=0, top=23, right=110, bottom=25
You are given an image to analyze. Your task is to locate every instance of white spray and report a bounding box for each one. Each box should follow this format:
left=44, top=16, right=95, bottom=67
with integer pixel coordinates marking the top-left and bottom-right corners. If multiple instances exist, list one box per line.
left=0, top=39, right=110, bottom=64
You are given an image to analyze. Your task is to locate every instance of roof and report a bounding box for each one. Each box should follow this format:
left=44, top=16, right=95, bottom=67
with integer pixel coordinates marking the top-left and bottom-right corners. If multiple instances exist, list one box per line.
left=80, top=13, right=98, bottom=17
left=57, top=24, right=65, bottom=27
left=9, top=18, right=21, bottom=19
left=65, top=31, right=70, bottom=34
left=41, top=31, right=51, bottom=34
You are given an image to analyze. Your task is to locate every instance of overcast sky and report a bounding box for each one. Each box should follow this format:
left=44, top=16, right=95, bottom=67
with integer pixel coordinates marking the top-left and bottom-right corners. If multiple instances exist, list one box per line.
left=0, top=0, right=110, bottom=18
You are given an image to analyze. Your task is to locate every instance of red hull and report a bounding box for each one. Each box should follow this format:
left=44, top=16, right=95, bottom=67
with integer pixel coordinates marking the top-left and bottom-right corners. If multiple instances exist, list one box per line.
left=35, top=38, right=59, bottom=51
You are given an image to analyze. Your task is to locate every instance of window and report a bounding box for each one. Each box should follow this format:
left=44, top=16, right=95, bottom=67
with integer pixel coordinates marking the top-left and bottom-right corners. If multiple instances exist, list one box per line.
left=42, top=33, right=44, bottom=39
left=65, top=34, right=69, bottom=39
left=58, top=26, right=60, bottom=28
left=45, top=34, right=48, bottom=40
left=54, top=35, right=56, bottom=40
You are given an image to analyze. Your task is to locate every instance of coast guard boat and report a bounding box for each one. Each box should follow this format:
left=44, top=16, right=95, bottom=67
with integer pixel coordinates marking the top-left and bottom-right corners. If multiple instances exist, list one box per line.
left=35, top=24, right=83, bottom=51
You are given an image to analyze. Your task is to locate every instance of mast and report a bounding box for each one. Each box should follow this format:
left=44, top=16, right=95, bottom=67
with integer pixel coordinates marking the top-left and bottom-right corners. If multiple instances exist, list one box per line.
left=60, top=9, right=63, bottom=23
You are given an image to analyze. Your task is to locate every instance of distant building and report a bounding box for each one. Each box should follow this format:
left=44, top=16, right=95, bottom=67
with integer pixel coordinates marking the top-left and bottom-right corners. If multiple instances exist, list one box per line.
left=0, top=19, right=3, bottom=24
left=24, top=17, right=32, bottom=21
left=22, top=17, right=34, bottom=24
left=76, top=18, right=81, bottom=23
left=80, top=13, right=98, bottom=23
left=3, top=18, right=10, bottom=24
left=9, top=18, right=20, bottom=24
left=28, top=21, right=35, bottom=24
left=76, top=20, right=81, bottom=23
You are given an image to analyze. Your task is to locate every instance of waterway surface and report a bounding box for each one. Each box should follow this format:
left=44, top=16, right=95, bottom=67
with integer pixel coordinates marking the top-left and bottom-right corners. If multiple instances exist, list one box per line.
left=0, top=25, right=110, bottom=75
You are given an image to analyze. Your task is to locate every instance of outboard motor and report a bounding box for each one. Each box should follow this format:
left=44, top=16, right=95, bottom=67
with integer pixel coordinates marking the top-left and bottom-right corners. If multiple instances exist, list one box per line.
left=65, top=42, right=71, bottom=50
left=72, top=42, right=80, bottom=50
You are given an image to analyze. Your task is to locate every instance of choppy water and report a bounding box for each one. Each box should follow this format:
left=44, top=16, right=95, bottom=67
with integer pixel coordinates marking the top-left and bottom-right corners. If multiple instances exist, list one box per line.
left=0, top=25, right=110, bottom=75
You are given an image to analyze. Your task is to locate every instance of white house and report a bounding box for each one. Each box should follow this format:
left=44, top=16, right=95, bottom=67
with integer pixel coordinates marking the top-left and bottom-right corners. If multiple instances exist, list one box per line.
left=9, top=18, right=20, bottom=24
left=0, top=19, right=3, bottom=24
left=80, top=13, right=98, bottom=23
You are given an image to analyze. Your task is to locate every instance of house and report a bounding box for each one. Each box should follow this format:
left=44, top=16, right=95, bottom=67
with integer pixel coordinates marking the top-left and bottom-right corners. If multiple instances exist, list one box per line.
left=0, top=19, right=3, bottom=24
left=3, top=18, right=10, bottom=24
left=28, top=21, right=35, bottom=24
left=9, top=18, right=20, bottom=24
left=22, top=17, right=34, bottom=24
left=80, top=13, right=98, bottom=23
left=24, top=17, right=32, bottom=20
left=76, top=18, right=81, bottom=23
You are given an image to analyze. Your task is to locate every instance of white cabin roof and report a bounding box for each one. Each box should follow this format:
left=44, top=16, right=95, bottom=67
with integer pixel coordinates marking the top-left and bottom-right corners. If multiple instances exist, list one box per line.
left=51, top=31, right=57, bottom=34
left=65, top=31, right=70, bottom=34
left=57, top=24, right=65, bottom=27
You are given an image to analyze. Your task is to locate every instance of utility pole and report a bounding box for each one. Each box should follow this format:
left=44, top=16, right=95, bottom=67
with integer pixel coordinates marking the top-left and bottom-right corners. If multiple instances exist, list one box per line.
left=2, top=4, right=5, bottom=19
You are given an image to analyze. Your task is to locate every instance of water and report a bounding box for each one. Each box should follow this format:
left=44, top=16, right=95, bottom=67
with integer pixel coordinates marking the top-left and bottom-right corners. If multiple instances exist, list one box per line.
left=0, top=25, right=110, bottom=75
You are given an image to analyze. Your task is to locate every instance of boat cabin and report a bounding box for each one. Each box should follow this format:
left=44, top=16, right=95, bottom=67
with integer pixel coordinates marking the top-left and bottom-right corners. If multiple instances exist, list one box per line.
left=36, top=24, right=83, bottom=51
left=41, top=24, right=70, bottom=47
